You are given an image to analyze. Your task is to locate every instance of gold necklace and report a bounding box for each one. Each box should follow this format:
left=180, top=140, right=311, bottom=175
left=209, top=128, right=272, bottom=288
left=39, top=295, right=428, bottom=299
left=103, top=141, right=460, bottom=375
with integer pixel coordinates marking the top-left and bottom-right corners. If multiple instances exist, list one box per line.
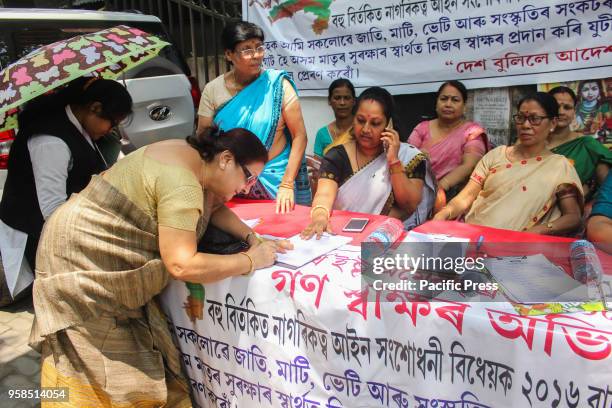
left=229, top=71, right=241, bottom=96
left=354, top=144, right=362, bottom=171
left=354, top=145, right=375, bottom=171
left=230, top=69, right=262, bottom=96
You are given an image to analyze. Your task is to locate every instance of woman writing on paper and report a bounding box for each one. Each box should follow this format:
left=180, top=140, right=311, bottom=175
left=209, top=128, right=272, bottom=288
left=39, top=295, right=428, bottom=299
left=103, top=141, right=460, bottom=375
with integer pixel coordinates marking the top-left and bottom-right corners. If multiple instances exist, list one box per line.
left=301, top=87, right=436, bottom=239
left=197, top=21, right=311, bottom=213
left=434, top=92, right=583, bottom=235
left=30, top=127, right=290, bottom=406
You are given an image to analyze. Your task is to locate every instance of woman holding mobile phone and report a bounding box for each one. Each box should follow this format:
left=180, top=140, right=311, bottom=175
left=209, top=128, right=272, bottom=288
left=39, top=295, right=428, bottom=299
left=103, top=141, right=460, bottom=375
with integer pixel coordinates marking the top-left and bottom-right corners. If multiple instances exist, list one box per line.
left=301, top=87, right=436, bottom=239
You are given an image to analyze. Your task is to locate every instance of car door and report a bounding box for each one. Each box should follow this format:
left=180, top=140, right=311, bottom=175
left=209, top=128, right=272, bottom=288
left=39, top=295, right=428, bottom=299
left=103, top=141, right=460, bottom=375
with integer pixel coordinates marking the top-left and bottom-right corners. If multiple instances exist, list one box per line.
left=119, top=73, right=195, bottom=153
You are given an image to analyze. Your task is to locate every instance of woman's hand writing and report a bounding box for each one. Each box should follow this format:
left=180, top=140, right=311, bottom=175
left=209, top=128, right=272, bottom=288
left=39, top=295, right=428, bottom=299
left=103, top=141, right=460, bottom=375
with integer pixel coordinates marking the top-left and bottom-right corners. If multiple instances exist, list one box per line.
left=246, top=238, right=294, bottom=270
left=246, top=241, right=277, bottom=270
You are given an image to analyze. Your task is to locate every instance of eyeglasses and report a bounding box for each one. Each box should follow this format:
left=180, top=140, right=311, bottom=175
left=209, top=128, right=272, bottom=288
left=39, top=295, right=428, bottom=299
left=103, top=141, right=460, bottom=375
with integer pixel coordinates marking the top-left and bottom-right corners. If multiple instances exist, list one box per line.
left=237, top=45, right=266, bottom=59
left=240, top=164, right=258, bottom=187
left=513, top=114, right=551, bottom=125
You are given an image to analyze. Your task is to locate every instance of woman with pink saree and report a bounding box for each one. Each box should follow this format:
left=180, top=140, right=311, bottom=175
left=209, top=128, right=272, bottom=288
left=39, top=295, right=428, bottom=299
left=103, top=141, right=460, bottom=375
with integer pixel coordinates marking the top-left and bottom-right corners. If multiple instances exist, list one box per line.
left=409, top=80, right=488, bottom=201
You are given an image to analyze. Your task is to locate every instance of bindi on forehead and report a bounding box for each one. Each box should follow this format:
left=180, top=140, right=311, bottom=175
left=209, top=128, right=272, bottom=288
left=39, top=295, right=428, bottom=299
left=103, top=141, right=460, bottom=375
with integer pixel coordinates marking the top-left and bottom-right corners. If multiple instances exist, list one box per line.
left=357, top=111, right=384, bottom=120
left=519, top=105, right=546, bottom=115
left=520, top=110, right=546, bottom=117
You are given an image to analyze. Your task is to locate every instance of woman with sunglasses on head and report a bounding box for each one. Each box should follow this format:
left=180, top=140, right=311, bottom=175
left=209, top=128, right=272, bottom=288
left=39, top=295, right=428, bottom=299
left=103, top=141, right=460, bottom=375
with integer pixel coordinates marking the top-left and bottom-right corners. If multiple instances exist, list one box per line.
left=547, top=86, right=611, bottom=201
left=29, top=125, right=291, bottom=407
left=197, top=21, right=311, bottom=214
left=434, top=92, right=583, bottom=235
left=0, top=77, right=132, bottom=305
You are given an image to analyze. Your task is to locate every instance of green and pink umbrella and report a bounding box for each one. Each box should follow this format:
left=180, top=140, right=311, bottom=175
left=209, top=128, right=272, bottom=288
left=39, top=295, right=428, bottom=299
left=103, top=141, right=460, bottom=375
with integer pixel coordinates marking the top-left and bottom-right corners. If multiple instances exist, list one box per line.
left=0, top=25, right=170, bottom=131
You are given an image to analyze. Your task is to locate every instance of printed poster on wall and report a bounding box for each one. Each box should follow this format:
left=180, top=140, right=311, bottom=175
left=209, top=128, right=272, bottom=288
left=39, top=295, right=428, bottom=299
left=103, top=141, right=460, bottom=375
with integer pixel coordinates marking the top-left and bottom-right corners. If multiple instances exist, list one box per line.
left=538, top=76, right=612, bottom=139
left=472, top=88, right=511, bottom=146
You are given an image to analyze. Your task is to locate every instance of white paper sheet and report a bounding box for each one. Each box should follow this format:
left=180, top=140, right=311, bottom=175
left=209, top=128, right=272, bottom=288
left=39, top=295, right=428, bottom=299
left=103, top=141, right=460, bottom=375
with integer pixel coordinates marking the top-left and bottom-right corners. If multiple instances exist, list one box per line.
left=484, top=254, right=586, bottom=304
left=241, top=218, right=263, bottom=229
left=263, top=233, right=353, bottom=269
left=403, top=231, right=471, bottom=244
left=402, top=231, right=471, bottom=265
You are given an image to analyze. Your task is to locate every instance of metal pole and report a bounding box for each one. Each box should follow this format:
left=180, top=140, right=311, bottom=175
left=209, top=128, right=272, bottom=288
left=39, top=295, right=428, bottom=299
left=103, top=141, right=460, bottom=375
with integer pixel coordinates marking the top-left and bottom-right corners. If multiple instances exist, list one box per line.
left=189, top=6, right=198, bottom=84
left=201, top=12, right=210, bottom=83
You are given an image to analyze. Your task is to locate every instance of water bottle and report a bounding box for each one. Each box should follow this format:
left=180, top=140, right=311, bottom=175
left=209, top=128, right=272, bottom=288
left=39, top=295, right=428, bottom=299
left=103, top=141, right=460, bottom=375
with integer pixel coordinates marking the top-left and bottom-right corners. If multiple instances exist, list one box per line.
left=570, top=240, right=603, bottom=302
left=362, top=218, right=404, bottom=259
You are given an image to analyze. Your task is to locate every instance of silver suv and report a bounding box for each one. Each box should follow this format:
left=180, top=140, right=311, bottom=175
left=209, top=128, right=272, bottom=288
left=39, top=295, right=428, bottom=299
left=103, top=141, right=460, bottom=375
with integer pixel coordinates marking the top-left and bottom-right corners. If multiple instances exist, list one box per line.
left=0, top=8, right=199, bottom=192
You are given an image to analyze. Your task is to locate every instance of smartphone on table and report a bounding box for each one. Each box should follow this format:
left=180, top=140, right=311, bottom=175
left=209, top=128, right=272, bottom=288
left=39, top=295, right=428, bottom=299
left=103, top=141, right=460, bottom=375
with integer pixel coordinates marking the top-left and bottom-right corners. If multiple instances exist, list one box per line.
left=342, top=218, right=370, bottom=233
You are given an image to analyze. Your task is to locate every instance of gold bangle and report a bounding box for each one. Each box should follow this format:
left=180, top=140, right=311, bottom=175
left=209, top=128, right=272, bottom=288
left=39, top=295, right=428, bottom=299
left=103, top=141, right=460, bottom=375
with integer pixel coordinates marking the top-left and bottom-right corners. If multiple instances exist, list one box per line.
left=240, top=252, right=255, bottom=276
left=310, top=204, right=330, bottom=219
left=279, top=180, right=294, bottom=189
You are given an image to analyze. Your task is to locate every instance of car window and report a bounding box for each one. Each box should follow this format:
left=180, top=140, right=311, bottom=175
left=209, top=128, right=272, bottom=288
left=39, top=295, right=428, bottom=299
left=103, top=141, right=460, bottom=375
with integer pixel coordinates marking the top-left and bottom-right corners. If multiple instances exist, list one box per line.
left=0, top=19, right=190, bottom=76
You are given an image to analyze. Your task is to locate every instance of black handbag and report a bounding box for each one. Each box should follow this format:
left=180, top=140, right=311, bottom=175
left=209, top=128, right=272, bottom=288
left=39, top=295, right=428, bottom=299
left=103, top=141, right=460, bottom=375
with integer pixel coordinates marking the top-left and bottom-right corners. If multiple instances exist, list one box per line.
left=197, top=224, right=248, bottom=255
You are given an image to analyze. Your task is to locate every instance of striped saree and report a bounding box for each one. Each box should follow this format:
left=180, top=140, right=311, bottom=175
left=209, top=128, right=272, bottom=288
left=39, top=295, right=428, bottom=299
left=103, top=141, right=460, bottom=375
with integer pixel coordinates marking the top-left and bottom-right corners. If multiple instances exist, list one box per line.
left=30, top=175, right=211, bottom=407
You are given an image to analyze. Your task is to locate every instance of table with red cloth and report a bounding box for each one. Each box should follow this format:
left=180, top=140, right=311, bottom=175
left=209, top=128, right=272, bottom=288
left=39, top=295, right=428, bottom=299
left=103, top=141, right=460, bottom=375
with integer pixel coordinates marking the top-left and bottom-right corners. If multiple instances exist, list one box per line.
left=161, top=201, right=612, bottom=408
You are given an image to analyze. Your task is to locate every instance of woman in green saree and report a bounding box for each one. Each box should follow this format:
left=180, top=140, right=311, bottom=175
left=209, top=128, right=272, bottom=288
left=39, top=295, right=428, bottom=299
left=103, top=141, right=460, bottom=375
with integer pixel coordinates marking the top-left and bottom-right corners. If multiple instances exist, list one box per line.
left=548, top=86, right=612, bottom=201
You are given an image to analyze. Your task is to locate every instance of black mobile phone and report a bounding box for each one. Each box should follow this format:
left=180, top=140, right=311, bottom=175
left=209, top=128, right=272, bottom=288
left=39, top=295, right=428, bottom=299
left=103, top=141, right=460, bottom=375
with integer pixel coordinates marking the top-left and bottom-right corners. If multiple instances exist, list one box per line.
left=342, top=218, right=370, bottom=233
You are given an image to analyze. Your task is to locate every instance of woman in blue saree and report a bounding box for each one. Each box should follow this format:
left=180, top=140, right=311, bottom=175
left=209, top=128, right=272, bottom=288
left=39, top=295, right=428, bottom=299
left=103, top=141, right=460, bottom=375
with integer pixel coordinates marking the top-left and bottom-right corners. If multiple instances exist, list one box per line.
left=197, top=21, right=311, bottom=213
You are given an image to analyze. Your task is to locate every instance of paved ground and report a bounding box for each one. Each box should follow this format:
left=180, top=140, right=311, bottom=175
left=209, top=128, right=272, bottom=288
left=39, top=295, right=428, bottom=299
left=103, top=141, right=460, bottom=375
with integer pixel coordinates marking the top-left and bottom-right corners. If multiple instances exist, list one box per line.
left=0, top=296, right=40, bottom=408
